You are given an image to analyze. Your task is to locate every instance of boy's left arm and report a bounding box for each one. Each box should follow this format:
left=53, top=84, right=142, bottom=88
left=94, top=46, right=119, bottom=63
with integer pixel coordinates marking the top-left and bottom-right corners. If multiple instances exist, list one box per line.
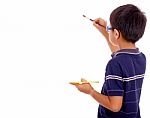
left=90, top=89, right=123, bottom=112
left=71, top=80, right=123, bottom=112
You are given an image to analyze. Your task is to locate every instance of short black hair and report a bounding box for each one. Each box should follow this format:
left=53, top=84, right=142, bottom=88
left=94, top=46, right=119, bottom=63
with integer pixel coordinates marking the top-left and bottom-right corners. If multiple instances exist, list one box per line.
left=110, top=4, right=147, bottom=43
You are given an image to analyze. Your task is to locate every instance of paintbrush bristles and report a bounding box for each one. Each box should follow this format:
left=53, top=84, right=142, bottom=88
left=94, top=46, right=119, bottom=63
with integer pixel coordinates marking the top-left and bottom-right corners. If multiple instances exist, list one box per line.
left=83, top=15, right=86, bottom=17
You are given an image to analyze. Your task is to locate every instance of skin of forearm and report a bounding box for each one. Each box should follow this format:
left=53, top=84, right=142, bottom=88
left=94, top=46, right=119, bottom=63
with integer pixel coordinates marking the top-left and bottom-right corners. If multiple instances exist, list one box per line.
left=100, top=29, right=119, bottom=53
left=106, top=38, right=119, bottom=53
left=90, top=90, right=113, bottom=111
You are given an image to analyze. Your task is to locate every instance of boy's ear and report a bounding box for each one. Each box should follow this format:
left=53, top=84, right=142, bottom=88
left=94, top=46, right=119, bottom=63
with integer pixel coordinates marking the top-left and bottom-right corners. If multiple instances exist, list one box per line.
left=113, top=29, right=120, bottom=40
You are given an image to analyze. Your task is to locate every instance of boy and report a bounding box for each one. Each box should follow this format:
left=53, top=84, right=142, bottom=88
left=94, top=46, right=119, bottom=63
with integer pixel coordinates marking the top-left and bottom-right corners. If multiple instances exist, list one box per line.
left=71, top=4, right=147, bottom=118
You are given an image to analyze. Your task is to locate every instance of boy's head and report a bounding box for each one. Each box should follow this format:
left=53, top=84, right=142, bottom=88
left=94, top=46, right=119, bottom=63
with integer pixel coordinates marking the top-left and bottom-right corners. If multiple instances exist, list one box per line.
left=109, top=4, right=147, bottom=44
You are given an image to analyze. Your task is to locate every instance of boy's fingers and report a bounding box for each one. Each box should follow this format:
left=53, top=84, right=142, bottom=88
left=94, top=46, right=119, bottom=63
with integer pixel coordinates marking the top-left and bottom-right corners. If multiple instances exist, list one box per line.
left=93, top=19, right=100, bottom=25
left=93, top=18, right=107, bottom=27
left=93, top=22, right=101, bottom=28
left=93, top=18, right=102, bottom=24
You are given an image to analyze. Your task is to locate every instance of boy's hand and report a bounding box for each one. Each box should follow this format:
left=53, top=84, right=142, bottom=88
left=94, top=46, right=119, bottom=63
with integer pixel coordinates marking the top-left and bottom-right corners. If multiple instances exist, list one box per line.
left=70, top=78, right=94, bottom=95
left=93, top=18, right=107, bottom=33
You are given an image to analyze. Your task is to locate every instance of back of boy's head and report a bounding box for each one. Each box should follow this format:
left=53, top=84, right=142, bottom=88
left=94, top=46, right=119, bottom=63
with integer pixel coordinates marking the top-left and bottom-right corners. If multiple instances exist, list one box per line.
left=110, top=4, right=147, bottom=43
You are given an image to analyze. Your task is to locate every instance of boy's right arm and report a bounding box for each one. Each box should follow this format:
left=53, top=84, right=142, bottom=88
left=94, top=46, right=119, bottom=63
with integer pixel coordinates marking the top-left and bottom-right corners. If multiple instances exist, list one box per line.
left=93, top=18, right=119, bottom=53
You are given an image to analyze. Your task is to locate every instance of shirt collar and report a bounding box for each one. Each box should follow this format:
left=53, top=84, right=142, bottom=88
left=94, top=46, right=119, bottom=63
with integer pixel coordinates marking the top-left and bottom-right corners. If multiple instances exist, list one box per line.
left=111, top=48, right=141, bottom=57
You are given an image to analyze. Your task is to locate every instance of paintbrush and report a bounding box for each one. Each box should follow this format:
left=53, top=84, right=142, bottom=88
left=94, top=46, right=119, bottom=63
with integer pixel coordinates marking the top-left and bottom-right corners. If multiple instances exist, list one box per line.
left=82, top=15, right=105, bottom=28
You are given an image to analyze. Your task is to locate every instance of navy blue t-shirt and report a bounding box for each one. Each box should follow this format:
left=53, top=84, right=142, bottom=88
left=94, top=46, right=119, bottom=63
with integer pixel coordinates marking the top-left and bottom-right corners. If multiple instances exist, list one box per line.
left=98, top=48, right=146, bottom=118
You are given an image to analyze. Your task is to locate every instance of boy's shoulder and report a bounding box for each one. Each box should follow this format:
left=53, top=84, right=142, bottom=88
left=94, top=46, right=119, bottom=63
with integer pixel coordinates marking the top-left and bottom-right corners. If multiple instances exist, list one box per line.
left=109, top=53, right=129, bottom=63
left=106, top=50, right=146, bottom=77
left=111, top=48, right=146, bottom=60
left=108, top=49, right=146, bottom=67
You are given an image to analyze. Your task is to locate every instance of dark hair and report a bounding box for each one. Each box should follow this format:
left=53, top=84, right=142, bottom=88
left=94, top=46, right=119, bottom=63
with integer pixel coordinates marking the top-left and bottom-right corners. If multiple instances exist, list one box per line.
left=110, top=4, right=147, bottom=43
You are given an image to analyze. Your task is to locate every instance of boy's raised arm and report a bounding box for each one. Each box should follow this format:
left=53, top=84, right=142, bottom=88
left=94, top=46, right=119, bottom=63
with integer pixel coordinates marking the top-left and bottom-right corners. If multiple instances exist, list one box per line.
left=93, top=18, right=119, bottom=53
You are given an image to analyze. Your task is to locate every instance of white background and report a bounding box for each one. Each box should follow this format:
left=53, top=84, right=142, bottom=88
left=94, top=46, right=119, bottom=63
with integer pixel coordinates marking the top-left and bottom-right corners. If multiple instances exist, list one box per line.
left=0, top=0, right=150, bottom=118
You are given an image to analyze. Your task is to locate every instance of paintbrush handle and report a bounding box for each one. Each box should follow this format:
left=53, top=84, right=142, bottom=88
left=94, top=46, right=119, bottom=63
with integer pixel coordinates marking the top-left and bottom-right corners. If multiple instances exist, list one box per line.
left=83, top=15, right=105, bottom=28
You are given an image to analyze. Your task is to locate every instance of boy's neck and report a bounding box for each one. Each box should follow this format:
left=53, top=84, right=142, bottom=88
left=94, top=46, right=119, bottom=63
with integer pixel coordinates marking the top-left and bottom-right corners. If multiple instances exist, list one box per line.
left=118, top=38, right=136, bottom=50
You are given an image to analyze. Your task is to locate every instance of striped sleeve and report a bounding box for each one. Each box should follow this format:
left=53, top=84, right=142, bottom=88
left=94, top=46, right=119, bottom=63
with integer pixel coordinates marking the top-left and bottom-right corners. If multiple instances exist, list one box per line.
left=105, top=59, right=124, bottom=96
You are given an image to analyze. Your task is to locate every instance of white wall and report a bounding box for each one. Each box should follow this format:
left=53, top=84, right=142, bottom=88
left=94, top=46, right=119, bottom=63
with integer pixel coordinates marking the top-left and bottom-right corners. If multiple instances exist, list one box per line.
left=0, top=0, right=149, bottom=118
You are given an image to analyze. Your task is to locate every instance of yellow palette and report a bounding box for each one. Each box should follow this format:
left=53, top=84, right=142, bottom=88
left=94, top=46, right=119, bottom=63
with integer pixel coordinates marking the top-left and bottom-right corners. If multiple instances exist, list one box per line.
left=69, top=80, right=99, bottom=85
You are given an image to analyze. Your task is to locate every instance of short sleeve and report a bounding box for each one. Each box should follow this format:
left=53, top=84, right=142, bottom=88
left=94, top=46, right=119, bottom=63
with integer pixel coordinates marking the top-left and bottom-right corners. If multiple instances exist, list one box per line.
left=105, top=59, right=124, bottom=96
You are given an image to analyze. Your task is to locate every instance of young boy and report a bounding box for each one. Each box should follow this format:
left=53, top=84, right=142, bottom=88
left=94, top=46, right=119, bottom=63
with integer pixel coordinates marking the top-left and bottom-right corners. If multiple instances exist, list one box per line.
left=71, top=4, right=147, bottom=118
